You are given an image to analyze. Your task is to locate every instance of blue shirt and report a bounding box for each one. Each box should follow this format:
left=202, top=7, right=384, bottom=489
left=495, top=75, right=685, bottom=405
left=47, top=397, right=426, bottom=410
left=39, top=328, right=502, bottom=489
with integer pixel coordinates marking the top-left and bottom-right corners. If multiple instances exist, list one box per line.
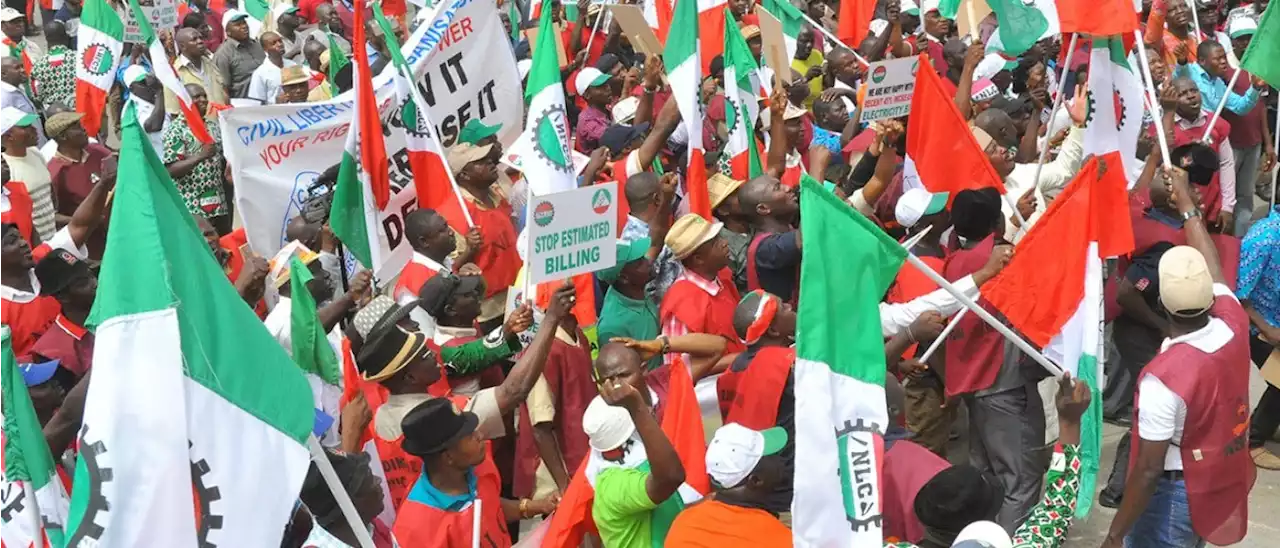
left=1238, top=207, right=1280, bottom=335
left=811, top=125, right=844, bottom=164
left=1174, top=62, right=1261, bottom=116
left=405, top=467, right=478, bottom=511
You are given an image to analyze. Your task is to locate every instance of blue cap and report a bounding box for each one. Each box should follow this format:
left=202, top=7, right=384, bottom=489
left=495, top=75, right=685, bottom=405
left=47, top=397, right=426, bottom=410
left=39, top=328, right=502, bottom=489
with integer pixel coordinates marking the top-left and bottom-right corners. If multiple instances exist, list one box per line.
left=20, top=360, right=59, bottom=386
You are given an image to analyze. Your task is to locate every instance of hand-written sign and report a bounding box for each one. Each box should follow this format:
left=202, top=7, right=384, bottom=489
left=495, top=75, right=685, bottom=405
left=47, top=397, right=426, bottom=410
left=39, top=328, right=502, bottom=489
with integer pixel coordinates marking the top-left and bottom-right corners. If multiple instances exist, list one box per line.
left=528, top=184, right=618, bottom=285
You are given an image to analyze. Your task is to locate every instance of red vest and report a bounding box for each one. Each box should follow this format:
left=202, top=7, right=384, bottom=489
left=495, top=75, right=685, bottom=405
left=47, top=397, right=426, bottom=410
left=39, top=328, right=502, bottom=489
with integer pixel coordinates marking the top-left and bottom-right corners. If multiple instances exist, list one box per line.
left=372, top=424, right=422, bottom=513
left=393, top=255, right=441, bottom=302
left=513, top=330, right=596, bottom=499
left=942, top=237, right=1004, bottom=397
left=3, top=181, right=34, bottom=243
left=882, top=439, right=950, bottom=544
left=464, top=198, right=520, bottom=298
left=1130, top=296, right=1255, bottom=545
left=2, top=294, right=62, bottom=359
left=391, top=437, right=510, bottom=547
left=1163, top=116, right=1231, bottom=222
left=716, top=346, right=793, bottom=428
left=1127, top=205, right=1242, bottom=289
left=659, top=269, right=745, bottom=354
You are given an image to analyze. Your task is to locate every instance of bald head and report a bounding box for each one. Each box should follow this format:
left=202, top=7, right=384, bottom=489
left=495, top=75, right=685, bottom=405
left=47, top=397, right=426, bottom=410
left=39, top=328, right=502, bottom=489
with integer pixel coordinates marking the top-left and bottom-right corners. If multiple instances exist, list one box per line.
left=736, top=175, right=775, bottom=218
left=286, top=215, right=323, bottom=249
left=594, top=342, right=643, bottom=382
left=624, top=172, right=661, bottom=211
left=974, top=109, right=1017, bottom=148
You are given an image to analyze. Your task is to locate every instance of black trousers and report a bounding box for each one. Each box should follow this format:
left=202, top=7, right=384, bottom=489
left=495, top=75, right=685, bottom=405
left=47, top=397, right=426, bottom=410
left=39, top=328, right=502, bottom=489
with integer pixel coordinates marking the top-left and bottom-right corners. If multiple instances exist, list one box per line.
left=1248, top=334, right=1280, bottom=448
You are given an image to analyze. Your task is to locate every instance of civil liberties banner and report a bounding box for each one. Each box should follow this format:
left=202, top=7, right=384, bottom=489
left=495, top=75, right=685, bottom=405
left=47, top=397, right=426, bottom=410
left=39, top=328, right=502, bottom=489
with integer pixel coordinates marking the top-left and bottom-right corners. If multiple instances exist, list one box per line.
left=222, top=0, right=523, bottom=281
left=527, top=183, right=618, bottom=285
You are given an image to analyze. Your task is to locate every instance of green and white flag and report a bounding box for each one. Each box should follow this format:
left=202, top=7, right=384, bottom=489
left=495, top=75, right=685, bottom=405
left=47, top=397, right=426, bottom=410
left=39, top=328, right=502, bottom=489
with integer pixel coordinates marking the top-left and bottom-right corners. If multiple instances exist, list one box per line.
left=723, top=7, right=763, bottom=180
left=289, top=256, right=341, bottom=386
left=1, top=328, right=70, bottom=548
left=513, top=3, right=577, bottom=197
left=64, top=106, right=315, bottom=547
left=664, top=0, right=711, bottom=218
left=987, top=0, right=1060, bottom=58
left=792, top=177, right=906, bottom=546
left=1083, top=37, right=1144, bottom=187
left=760, top=0, right=805, bottom=60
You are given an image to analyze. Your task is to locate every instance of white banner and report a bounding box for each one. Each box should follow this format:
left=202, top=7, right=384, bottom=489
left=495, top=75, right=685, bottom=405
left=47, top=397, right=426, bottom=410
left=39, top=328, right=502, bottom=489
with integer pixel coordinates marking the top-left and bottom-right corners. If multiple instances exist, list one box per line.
left=527, top=183, right=618, bottom=285
left=222, top=0, right=523, bottom=281
left=859, top=57, right=919, bottom=124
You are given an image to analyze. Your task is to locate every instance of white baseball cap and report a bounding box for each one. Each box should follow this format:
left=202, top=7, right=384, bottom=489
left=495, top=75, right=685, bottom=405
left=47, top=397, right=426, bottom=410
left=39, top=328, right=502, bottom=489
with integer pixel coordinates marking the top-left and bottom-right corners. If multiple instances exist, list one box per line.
left=706, top=423, right=788, bottom=489
left=1228, top=16, right=1258, bottom=39
left=1158, top=245, right=1214, bottom=316
left=612, top=96, right=640, bottom=124
left=582, top=395, right=636, bottom=452
left=0, top=107, right=37, bottom=135
left=951, top=520, right=1013, bottom=548
left=574, top=67, right=612, bottom=95
left=895, top=187, right=949, bottom=228
left=123, top=65, right=149, bottom=86
left=0, top=7, right=24, bottom=22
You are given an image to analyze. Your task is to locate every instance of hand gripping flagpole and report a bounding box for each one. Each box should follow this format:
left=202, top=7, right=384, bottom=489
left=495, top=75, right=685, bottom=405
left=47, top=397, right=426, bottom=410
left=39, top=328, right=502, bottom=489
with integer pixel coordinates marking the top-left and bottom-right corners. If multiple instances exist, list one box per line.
left=1133, top=29, right=1174, bottom=169
left=917, top=308, right=964, bottom=363
left=899, top=251, right=1065, bottom=378
left=1201, top=69, right=1242, bottom=145
left=1031, top=32, right=1079, bottom=190
left=583, top=1, right=614, bottom=59
left=307, top=436, right=378, bottom=548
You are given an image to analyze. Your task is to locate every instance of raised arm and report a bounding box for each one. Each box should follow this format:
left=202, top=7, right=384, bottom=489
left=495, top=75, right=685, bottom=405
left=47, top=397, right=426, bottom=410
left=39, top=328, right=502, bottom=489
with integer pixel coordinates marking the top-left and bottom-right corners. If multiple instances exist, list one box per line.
left=65, top=161, right=115, bottom=248
left=1165, top=165, right=1225, bottom=284
left=493, top=282, right=576, bottom=414
left=636, top=94, right=681, bottom=170
left=599, top=377, right=685, bottom=504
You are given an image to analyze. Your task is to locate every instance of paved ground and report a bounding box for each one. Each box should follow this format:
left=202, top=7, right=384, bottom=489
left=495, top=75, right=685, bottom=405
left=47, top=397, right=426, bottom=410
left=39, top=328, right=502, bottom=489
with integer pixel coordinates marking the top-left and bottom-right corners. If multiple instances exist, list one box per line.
left=1061, top=369, right=1280, bottom=547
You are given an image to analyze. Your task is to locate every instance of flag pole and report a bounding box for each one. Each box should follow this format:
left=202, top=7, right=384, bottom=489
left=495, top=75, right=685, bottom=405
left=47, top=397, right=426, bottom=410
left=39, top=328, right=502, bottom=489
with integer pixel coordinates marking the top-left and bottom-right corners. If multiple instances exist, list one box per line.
left=901, top=251, right=1065, bottom=378
left=583, top=0, right=613, bottom=60
left=917, top=308, right=964, bottom=362
left=399, top=64, right=476, bottom=228
left=1133, top=29, right=1173, bottom=168
left=307, top=436, right=378, bottom=548
left=471, top=498, right=483, bottom=548
left=1031, top=32, right=1079, bottom=190
left=797, top=10, right=870, bottom=66
left=1201, top=69, right=1241, bottom=145
left=1273, top=105, right=1279, bottom=209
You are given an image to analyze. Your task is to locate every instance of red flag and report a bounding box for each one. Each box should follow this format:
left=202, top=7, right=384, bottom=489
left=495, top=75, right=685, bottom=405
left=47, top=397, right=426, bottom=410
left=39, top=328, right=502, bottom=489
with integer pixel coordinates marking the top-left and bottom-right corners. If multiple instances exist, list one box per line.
left=661, top=356, right=709, bottom=495
left=837, top=0, right=876, bottom=48
left=906, top=56, right=1007, bottom=199
left=982, top=152, right=1135, bottom=347
left=353, top=0, right=392, bottom=209
left=541, top=460, right=599, bottom=548
left=1056, top=0, right=1139, bottom=36
left=655, top=0, right=674, bottom=42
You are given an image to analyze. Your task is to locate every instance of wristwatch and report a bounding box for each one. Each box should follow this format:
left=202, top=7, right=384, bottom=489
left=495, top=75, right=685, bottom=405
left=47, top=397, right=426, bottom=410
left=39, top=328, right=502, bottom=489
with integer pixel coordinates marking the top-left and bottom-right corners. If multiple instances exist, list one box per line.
left=1180, top=208, right=1202, bottom=222
left=658, top=335, right=671, bottom=355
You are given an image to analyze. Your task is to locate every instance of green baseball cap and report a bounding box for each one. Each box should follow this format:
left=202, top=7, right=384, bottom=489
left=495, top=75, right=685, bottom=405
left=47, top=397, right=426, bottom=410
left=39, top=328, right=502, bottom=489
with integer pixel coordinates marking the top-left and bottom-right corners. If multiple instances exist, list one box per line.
left=458, top=119, right=502, bottom=145
left=596, top=238, right=650, bottom=283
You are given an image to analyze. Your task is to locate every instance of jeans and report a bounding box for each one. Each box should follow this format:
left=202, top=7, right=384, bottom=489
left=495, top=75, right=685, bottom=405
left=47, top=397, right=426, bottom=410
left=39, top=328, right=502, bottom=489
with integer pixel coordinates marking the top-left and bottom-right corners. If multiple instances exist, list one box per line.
left=1234, top=144, right=1262, bottom=236
left=1124, top=478, right=1205, bottom=548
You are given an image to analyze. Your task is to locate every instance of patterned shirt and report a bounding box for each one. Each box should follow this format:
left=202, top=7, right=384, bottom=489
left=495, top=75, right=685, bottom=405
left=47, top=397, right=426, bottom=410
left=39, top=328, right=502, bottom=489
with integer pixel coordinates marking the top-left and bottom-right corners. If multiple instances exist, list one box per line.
left=162, top=116, right=228, bottom=218
left=30, top=46, right=76, bottom=109
left=620, top=214, right=683, bottom=301
left=1238, top=207, right=1280, bottom=335
left=887, top=444, right=1082, bottom=548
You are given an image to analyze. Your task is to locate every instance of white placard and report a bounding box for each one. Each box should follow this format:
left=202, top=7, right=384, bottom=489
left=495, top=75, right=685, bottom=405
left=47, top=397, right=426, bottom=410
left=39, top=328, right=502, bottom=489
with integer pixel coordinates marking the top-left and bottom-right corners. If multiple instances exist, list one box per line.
left=859, top=57, right=921, bottom=123
left=527, top=183, right=618, bottom=285
left=120, top=0, right=178, bottom=44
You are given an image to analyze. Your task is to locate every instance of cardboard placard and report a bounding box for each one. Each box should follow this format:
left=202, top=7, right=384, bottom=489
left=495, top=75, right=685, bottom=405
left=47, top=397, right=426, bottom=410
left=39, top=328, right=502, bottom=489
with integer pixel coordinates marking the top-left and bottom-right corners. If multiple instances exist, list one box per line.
left=525, top=22, right=569, bottom=69
left=957, top=0, right=992, bottom=41
left=527, top=183, right=618, bottom=285
left=755, top=6, right=790, bottom=89
left=859, top=57, right=921, bottom=123
left=609, top=4, right=664, bottom=58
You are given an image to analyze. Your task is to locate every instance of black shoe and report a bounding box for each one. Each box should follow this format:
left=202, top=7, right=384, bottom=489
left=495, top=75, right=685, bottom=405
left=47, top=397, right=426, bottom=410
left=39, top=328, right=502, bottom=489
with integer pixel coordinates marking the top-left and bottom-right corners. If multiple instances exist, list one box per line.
left=1099, top=488, right=1122, bottom=509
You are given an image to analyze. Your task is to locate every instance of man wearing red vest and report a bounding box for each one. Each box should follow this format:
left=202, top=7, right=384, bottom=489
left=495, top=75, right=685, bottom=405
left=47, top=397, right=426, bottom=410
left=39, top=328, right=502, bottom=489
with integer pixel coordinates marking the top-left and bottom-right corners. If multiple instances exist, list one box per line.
left=393, top=209, right=457, bottom=303
left=1102, top=166, right=1255, bottom=548
left=349, top=284, right=573, bottom=520
left=737, top=174, right=801, bottom=303
left=450, top=143, right=520, bottom=332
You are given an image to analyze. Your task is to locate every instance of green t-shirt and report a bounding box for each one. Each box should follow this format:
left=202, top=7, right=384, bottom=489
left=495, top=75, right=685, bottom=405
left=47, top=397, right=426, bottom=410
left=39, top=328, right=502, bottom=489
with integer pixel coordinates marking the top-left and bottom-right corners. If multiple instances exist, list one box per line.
left=596, top=288, right=661, bottom=370
left=593, top=467, right=658, bottom=548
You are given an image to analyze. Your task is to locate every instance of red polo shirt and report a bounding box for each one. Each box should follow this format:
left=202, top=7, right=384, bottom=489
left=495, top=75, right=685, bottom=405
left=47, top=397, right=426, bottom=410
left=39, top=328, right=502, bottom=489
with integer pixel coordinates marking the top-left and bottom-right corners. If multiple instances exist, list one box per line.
left=30, top=314, right=94, bottom=377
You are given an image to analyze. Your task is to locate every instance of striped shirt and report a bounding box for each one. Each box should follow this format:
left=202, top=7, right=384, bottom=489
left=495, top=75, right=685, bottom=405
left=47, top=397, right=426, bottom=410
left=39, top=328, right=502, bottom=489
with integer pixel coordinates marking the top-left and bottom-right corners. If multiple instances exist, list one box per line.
left=2, top=149, right=55, bottom=241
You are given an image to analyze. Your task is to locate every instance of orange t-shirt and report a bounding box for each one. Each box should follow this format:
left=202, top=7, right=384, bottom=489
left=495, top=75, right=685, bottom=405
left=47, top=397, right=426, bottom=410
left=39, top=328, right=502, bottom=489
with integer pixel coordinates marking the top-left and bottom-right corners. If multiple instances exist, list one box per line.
left=665, top=499, right=792, bottom=547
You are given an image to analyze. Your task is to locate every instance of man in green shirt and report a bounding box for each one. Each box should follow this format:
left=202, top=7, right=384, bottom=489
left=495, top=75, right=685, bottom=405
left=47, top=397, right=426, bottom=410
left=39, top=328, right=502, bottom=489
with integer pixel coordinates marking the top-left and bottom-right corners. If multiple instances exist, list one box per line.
left=584, top=342, right=688, bottom=548
left=596, top=238, right=661, bottom=370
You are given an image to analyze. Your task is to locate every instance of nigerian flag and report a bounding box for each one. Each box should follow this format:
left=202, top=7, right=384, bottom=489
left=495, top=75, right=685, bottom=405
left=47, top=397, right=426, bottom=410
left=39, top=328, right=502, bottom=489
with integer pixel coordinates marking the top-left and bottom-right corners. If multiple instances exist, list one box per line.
left=63, top=105, right=314, bottom=546
left=760, top=0, right=804, bottom=59
left=792, top=177, right=905, bottom=546
left=1083, top=37, right=1144, bottom=187
left=723, top=7, right=763, bottom=180
left=74, top=0, right=123, bottom=138
left=987, top=0, right=1060, bottom=58
left=513, top=3, right=577, bottom=196
left=1, top=328, right=69, bottom=548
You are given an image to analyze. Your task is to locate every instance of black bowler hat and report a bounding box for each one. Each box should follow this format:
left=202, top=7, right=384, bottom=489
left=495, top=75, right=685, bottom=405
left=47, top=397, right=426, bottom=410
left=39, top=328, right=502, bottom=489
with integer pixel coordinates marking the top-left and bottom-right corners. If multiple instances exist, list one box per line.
left=35, top=249, right=93, bottom=296
left=400, top=398, right=480, bottom=458
left=913, top=464, right=1005, bottom=535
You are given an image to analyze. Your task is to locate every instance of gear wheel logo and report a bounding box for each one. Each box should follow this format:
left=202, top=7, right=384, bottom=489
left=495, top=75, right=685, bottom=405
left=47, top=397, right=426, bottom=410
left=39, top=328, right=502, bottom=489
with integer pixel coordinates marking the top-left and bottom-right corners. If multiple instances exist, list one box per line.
left=1111, top=89, right=1127, bottom=132
left=725, top=96, right=742, bottom=136
left=66, top=425, right=112, bottom=546
left=189, top=441, right=225, bottom=548
left=532, top=105, right=573, bottom=173
left=835, top=418, right=884, bottom=533
left=1084, top=87, right=1128, bottom=132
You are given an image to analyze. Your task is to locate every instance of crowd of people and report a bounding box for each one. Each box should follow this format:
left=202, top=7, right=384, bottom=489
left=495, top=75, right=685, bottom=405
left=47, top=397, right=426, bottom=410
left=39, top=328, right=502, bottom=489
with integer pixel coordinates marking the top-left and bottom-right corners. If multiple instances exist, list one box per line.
left=2, top=0, right=1279, bottom=547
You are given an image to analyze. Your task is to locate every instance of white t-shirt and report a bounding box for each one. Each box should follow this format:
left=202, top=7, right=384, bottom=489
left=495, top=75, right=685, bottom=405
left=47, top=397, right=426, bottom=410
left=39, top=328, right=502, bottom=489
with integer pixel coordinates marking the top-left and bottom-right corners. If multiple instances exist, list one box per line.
left=264, top=295, right=344, bottom=447
left=129, top=95, right=167, bottom=156
left=1, top=149, right=55, bottom=242
left=246, top=58, right=299, bottom=105
left=1137, top=284, right=1239, bottom=471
